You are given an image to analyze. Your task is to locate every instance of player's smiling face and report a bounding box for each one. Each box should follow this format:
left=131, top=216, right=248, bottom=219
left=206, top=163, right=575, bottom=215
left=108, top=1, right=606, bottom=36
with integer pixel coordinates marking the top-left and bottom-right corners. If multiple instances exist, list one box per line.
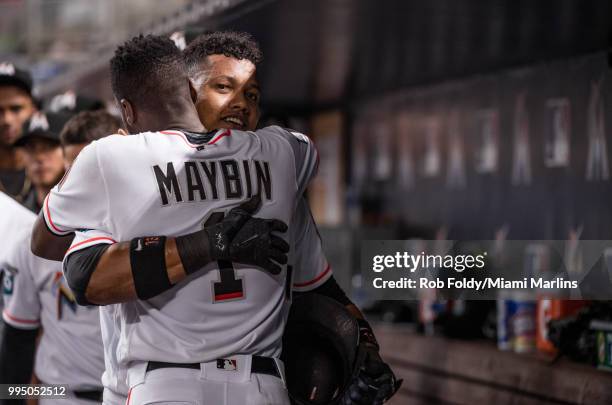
left=191, top=54, right=260, bottom=131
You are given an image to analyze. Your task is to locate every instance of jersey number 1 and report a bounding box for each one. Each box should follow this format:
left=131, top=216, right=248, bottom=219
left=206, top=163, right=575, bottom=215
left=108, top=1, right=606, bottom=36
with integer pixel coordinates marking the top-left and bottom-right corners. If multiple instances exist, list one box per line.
left=205, top=212, right=245, bottom=303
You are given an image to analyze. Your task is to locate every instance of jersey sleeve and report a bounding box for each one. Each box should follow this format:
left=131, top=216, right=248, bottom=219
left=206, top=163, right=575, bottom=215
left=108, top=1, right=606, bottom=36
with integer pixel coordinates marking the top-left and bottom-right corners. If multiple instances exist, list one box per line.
left=264, top=126, right=319, bottom=196
left=2, top=234, right=41, bottom=330
left=65, top=229, right=116, bottom=258
left=43, top=142, right=109, bottom=236
left=290, top=197, right=332, bottom=292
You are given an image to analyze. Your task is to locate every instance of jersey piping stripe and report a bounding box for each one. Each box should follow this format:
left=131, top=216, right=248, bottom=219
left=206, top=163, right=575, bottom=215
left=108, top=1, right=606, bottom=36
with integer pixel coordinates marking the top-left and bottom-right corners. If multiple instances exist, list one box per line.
left=160, top=129, right=231, bottom=148
left=208, top=129, right=231, bottom=145
left=125, top=388, right=132, bottom=405
left=44, top=194, right=71, bottom=235
left=2, top=309, right=39, bottom=326
left=215, top=291, right=243, bottom=301
left=160, top=130, right=200, bottom=149
left=67, top=237, right=116, bottom=253
left=293, top=264, right=331, bottom=288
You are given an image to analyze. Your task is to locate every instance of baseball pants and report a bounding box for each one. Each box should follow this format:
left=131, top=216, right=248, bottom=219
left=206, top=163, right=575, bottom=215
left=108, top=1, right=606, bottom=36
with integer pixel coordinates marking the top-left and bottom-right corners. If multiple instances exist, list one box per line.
left=126, top=355, right=290, bottom=405
left=102, top=387, right=127, bottom=405
left=39, top=391, right=102, bottom=405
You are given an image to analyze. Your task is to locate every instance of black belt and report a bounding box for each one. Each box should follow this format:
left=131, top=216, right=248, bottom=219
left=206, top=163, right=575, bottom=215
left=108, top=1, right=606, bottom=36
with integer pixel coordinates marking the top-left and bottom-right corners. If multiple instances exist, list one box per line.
left=38, top=379, right=102, bottom=402
left=73, top=389, right=104, bottom=402
left=146, top=356, right=281, bottom=379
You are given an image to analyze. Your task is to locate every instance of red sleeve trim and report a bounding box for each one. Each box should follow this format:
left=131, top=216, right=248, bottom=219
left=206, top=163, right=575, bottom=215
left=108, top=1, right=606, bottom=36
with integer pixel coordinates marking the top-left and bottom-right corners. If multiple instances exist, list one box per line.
left=293, top=264, right=331, bottom=288
left=67, top=237, right=116, bottom=253
left=2, top=309, right=39, bottom=326
left=44, top=194, right=71, bottom=235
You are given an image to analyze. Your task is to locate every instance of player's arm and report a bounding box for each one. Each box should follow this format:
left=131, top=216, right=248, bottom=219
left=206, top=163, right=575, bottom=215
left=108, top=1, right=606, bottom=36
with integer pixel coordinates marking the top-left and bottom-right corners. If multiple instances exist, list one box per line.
left=31, top=212, right=74, bottom=261
left=1, top=237, right=42, bottom=389
left=0, top=324, right=38, bottom=386
left=65, top=195, right=288, bottom=305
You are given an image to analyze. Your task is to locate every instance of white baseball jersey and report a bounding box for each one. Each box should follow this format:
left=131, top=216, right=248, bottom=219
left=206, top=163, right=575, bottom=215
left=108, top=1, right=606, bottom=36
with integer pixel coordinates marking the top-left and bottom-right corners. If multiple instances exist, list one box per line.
left=0, top=191, right=35, bottom=319
left=1, top=227, right=105, bottom=390
left=0, top=191, right=35, bottom=267
left=43, top=126, right=329, bottom=390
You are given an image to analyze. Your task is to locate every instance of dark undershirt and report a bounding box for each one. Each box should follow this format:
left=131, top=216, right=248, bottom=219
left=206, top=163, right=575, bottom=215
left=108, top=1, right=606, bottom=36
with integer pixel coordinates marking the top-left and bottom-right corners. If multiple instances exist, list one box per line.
left=172, top=129, right=216, bottom=145
left=21, top=187, right=40, bottom=214
left=0, top=169, right=27, bottom=199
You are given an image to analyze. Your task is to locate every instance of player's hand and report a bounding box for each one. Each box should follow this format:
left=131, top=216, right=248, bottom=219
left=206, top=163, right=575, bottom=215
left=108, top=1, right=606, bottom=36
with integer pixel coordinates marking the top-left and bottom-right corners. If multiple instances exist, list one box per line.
left=341, top=345, right=402, bottom=405
left=205, top=194, right=289, bottom=274
left=205, top=194, right=262, bottom=260
left=230, top=217, right=289, bottom=274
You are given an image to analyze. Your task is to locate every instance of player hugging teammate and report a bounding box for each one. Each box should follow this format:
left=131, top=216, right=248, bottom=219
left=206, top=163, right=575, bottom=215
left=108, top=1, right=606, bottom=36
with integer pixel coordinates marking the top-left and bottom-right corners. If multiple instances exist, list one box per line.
left=18, top=32, right=400, bottom=405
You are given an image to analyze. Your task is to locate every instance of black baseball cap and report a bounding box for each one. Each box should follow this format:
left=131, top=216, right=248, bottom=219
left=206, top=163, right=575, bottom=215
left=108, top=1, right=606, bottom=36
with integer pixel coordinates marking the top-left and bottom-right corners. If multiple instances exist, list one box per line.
left=47, top=90, right=105, bottom=113
left=0, top=62, right=33, bottom=96
left=15, top=111, right=72, bottom=147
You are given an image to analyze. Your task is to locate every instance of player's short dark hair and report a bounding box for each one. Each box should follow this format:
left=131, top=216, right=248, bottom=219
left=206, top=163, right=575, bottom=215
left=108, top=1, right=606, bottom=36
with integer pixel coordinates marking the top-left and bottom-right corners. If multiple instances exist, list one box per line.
left=60, top=110, right=121, bottom=146
left=183, top=31, right=263, bottom=76
left=110, top=34, right=186, bottom=106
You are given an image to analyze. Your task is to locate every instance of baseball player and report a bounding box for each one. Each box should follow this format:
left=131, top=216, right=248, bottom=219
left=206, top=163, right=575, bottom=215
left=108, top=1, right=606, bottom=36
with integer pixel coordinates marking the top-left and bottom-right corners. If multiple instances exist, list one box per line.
left=0, top=63, right=36, bottom=202
left=0, top=225, right=105, bottom=405
left=0, top=189, right=37, bottom=349
left=0, top=190, right=37, bottom=320
left=0, top=191, right=37, bottom=394
left=41, top=34, right=310, bottom=405
left=184, top=31, right=400, bottom=404
left=0, top=110, right=121, bottom=404
left=0, top=192, right=35, bottom=270
left=15, top=112, right=70, bottom=213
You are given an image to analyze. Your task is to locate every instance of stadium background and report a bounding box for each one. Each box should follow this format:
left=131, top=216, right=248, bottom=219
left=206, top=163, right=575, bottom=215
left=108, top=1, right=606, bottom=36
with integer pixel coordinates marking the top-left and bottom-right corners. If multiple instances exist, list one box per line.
left=2, top=0, right=612, bottom=403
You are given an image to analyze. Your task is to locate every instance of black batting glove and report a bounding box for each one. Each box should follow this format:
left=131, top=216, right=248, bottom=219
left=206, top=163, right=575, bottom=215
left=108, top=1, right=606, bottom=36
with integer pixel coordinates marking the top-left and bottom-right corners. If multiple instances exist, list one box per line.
left=230, top=217, right=289, bottom=274
left=177, top=194, right=289, bottom=275
left=205, top=194, right=264, bottom=261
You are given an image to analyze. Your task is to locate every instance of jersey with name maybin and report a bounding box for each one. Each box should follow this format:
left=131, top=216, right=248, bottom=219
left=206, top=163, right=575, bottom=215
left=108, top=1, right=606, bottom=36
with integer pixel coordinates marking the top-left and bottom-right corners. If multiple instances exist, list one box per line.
left=43, top=126, right=321, bottom=368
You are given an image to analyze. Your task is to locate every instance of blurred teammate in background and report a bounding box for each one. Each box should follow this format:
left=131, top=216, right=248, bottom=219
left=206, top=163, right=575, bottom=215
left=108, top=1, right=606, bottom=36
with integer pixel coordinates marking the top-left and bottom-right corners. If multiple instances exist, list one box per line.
left=60, top=110, right=121, bottom=167
left=0, top=110, right=120, bottom=405
left=0, top=63, right=36, bottom=202
left=15, top=112, right=70, bottom=213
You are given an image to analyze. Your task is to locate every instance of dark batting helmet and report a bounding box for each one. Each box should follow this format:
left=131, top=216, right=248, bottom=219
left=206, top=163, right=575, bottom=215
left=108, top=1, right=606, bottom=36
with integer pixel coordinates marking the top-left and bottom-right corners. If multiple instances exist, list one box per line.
left=281, top=294, right=360, bottom=405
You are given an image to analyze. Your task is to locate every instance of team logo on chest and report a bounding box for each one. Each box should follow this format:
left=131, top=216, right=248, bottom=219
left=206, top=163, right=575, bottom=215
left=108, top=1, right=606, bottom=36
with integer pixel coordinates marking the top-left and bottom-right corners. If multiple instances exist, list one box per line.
left=2, top=265, right=17, bottom=296
left=51, top=272, right=77, bottom=319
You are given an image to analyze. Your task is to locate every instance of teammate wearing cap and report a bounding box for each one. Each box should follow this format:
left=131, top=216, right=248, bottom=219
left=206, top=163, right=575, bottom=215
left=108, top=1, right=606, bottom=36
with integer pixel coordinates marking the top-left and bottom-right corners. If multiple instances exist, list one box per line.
left=0, top=111, right=120, bottom=404
left=47, top=91, right=106, bottom=115
left=15, top=112, right=70, bottom=213
left=0, top=63, right=36, bottom=202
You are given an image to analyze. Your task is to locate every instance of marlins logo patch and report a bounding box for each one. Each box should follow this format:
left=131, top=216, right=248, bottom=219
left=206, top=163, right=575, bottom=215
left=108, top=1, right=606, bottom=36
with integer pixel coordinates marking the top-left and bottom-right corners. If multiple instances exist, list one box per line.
left=2, top=266, right=17, bottom=295
left=51, top=272, right=77, bottom=319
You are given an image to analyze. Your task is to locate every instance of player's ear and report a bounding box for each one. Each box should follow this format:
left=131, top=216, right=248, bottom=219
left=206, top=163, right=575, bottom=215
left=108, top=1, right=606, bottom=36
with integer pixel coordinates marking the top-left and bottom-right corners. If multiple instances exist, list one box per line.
left=119, top=98, right=135, bottom=128
left=188, top=78, right=198, bottom=104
